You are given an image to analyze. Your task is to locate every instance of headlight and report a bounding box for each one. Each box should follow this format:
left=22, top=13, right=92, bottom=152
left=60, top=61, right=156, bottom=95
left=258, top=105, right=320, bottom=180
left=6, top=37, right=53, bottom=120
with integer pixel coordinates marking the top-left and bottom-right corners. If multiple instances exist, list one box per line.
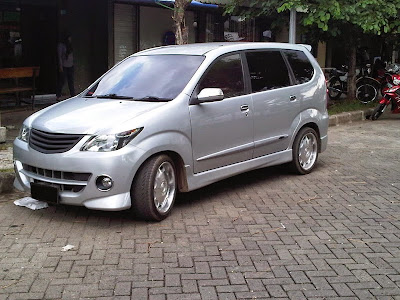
left=81, top=128, right=143, bottom=152
left=18, top=125, right=30, bottom=142
left=393, top=78, right=400, bottom=85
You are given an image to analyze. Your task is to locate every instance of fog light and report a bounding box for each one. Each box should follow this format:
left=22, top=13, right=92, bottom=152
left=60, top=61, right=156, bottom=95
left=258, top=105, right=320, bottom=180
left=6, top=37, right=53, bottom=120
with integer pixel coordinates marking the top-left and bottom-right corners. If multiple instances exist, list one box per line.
left=96, top=175, right=113, bottom=191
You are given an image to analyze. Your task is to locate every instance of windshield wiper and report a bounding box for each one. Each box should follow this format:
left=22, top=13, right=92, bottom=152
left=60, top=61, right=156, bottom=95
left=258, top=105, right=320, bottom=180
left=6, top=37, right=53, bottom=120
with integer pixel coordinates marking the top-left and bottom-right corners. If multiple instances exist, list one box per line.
left=83, top=94, right=170, bottom=101
left=135, top=96, right=171, bottom=102
left=94, top=94, right=133, bottom=100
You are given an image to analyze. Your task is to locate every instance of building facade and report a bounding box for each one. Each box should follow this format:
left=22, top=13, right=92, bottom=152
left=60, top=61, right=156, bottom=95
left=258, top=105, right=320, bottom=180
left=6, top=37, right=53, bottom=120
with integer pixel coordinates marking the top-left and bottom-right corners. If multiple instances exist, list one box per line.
left=3, top=0, right=382, bottom=98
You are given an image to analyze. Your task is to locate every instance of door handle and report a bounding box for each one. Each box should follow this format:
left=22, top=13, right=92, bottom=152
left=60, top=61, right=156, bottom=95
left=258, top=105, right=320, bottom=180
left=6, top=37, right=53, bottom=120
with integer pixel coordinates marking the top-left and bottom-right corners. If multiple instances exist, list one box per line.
left=289, top=95, right=297, bottom=101
left=240, top=104, right=249, bottom=111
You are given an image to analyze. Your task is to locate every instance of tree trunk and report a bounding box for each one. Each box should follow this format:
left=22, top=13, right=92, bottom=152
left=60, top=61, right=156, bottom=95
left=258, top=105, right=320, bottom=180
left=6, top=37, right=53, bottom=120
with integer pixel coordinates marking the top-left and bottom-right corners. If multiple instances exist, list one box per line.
left=347, top=44, right=357, bottom=101
left=173, top=0, right=191, bottom=45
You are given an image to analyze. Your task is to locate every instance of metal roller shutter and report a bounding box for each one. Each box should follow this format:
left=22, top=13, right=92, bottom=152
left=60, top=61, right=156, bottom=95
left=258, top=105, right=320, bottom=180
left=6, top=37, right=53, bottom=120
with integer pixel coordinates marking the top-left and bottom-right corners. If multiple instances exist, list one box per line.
left=114, top=3, right=138, bottom=64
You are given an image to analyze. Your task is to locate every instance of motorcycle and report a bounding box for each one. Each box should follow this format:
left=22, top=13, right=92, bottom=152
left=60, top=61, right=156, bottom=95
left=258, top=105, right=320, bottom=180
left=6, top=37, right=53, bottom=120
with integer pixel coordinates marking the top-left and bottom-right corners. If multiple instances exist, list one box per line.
left=327, top=65, right=348, bottom=100
left=370, top=84, right=400, bottom=120
left=378, top=63, right=400, bottom=94
left=328, top=64, right=380, bottom=103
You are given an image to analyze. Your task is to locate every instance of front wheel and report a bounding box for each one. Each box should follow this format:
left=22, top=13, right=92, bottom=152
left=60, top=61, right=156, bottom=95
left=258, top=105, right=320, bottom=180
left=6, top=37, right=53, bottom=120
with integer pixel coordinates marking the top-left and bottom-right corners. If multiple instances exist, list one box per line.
left=371, top=103, right=387, bottom=120
left=131, top=154, right=177, bottom=221
left=356, top=83, right=378, bottom=103
left=291, top=127, right=319, bottom=175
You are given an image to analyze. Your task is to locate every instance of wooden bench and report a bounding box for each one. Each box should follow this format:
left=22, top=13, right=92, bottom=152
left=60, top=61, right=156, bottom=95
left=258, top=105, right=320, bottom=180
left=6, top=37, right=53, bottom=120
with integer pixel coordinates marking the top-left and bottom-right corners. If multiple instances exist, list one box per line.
left=0, top=66, right=40, bottom=109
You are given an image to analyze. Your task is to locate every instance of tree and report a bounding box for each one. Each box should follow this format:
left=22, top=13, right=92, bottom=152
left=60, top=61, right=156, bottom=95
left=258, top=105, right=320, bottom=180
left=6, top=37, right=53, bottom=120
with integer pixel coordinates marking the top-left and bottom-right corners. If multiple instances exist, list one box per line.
left=225, top=0, right=400, bottom=100
left=157, top=0, right=192, bottom=45
left=173, top=0, right=192, bottom=45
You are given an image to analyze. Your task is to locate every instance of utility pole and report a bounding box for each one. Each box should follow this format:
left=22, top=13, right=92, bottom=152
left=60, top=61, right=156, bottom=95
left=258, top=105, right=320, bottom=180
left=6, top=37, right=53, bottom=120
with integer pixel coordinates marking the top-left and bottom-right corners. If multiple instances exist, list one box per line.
left=289, top=8, right=296, bottom=44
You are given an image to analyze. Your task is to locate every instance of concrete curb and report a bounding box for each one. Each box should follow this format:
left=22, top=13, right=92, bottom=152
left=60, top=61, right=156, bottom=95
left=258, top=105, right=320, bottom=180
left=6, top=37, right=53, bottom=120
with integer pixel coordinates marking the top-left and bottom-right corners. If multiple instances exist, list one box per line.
left=329, top=108, right=374, bottom=127
left=0, top=108, right=376, bottom=195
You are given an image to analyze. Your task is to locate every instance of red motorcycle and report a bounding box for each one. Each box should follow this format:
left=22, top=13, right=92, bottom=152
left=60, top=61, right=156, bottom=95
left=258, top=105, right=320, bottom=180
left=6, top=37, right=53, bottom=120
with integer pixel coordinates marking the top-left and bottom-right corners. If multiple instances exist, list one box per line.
left=370, top=85, right=400, bottom=120
left=374, top=63, right=400, bottom=95
left=381, top=72, right=400, bottom=94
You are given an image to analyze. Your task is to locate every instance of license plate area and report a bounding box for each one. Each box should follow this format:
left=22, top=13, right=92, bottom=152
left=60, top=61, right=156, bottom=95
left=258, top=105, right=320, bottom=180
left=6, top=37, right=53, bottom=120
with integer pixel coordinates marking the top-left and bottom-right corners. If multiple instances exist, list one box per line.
left=31, top=182, right=59, bottom=204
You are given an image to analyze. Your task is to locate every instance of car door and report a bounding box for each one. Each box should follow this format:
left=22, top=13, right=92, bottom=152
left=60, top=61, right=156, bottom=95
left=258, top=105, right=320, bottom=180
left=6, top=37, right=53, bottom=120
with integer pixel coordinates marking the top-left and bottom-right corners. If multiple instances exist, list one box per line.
left=245, top=50, right=301, bottom=158
left=189, top=53, right=254, bottom=174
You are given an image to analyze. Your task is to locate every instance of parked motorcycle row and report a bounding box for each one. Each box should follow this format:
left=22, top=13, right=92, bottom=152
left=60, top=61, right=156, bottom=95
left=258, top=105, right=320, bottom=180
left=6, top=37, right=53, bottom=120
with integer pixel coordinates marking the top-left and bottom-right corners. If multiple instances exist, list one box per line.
left=327, top=62, right=400, bottom=120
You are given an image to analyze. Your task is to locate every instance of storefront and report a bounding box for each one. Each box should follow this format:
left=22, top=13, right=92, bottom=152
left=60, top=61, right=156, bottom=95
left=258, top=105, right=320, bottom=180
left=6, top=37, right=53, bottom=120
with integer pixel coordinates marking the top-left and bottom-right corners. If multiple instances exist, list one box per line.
left=113, top=0, right=219, bottom=64
left=1, top=0, right=321, bottom=101
left=0, top=4, right=21, bottom=68
left=0, top=0, right=57, bottom=93
left=1, top=0, right=223, bottom=98
left=0, top=0, right=109, bottom=97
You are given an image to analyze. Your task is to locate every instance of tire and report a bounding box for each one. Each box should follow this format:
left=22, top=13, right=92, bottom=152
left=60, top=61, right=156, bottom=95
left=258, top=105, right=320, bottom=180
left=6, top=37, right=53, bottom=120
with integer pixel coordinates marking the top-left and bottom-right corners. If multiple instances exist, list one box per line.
left=291, top=127, right=319, bottom=175
left=131, top=154, right=177, bottom=221
left=371, top=103, right=387, bottom=120
left=356, top=77, right=380, bottom=89
left=356, top=83, right=378, bottom=104
left=328, top=76, right=342, bottom=100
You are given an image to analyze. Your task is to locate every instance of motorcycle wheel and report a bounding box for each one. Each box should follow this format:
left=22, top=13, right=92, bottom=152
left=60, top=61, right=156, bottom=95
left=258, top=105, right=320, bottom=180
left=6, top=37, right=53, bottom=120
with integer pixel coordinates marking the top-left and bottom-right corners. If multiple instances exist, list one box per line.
left=371, top=103, right=387, bottom=120
left=328, top=76, right=342, bottom=100
left=356, top=84, right=378, bottom=104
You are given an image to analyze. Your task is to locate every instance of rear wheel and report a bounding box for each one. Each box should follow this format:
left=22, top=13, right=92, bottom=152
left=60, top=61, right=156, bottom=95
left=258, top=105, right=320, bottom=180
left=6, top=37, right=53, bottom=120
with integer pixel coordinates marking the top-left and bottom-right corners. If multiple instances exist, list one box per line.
left=291, top=127, right=319, bottom=175
left=371, top=103, right=387, bottom=120
left=131, top=154, right=177, bottom=221
left=328, top=76, right=342, bottom=100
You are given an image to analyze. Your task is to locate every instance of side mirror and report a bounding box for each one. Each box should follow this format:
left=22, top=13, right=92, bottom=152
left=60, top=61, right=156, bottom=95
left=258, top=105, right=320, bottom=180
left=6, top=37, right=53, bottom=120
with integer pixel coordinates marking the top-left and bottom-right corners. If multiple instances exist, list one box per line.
left=196, top=88, right=224, bottom=103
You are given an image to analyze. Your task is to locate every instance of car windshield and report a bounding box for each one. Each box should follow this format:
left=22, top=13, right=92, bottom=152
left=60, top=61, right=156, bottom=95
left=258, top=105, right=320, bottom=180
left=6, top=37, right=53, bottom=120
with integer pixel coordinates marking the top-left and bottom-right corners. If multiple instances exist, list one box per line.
left=86, top=55, right=204, bottom=101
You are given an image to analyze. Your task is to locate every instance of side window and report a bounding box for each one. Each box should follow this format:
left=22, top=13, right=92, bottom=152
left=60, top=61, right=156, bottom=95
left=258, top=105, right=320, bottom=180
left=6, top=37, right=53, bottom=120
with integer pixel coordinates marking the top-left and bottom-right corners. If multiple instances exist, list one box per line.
left=245, top=51, right=291, bottom=92
left=199, top=54, right=244, bottom=98
left=283, top=50, right=314, bottom=84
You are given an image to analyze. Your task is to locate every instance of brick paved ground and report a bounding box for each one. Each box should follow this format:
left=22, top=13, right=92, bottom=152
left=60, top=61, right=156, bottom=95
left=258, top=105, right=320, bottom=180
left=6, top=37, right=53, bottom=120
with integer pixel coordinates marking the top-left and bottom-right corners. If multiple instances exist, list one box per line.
left=0, top=116, right=399, bottom=299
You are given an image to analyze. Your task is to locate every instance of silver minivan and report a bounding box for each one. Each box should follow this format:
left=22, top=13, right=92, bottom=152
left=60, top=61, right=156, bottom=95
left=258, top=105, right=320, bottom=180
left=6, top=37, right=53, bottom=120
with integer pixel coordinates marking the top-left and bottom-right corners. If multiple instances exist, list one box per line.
left=14, top=43, right=328, bottom=221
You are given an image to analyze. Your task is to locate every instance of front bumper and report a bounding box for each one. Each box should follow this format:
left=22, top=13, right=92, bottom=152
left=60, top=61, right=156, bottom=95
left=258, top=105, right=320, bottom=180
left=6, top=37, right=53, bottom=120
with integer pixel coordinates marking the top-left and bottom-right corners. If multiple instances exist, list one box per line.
left=13, top=137, right=146, bottom=211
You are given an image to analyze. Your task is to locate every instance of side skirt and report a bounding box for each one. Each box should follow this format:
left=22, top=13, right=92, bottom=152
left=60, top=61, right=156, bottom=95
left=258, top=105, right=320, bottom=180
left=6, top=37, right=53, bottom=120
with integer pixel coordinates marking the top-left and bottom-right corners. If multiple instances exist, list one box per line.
left=185, top=149, right=292, bottom=192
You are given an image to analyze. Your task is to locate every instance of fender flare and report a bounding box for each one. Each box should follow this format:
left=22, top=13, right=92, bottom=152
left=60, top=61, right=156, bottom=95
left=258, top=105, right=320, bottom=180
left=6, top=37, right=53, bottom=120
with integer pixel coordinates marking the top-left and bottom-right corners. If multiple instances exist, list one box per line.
left=128, top=131, right=193, bottom=191
left=290, top=109, right=327, bottom=151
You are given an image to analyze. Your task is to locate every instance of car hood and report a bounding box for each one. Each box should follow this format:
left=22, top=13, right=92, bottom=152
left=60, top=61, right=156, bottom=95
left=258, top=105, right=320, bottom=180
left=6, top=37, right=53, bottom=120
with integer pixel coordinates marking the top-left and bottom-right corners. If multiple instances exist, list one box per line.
left=30, top=97, right=166, bottom=134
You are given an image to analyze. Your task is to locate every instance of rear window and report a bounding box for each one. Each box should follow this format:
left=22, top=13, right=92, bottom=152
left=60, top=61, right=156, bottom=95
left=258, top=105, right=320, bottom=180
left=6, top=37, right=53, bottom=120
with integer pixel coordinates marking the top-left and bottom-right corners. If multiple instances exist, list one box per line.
left=283, top=50, right=314, bottom=84
left=245, top=51, right=291, bottom=92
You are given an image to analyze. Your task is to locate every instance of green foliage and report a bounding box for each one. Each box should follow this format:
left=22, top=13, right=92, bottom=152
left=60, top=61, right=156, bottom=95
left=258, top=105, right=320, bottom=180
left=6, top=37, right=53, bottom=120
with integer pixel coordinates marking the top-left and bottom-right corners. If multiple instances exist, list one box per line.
left=327, top=100, right=376, bottom=115
left=225, top=0, right=400, bottom=40
left=225, top=0, right=282, bottom=18
left=224, top=0, right=400, bottom=101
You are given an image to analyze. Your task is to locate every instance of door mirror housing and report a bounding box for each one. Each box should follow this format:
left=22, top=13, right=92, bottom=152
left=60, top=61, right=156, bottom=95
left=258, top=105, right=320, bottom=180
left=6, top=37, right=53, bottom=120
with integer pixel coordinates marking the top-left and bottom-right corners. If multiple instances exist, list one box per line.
left=196, top=88, right=224, bottom=103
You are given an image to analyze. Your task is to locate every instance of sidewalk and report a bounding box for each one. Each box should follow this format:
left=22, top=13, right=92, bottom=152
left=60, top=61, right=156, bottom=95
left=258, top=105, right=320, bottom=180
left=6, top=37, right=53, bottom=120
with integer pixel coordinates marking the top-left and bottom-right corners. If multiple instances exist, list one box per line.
left=0, top=105, right=375, bottom=193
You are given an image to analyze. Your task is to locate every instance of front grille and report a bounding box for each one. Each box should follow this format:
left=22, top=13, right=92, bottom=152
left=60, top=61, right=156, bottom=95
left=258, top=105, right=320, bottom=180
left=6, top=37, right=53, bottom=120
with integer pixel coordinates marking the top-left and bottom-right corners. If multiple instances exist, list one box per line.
left=29, top=129, right=84, bottom=154
left=23, top=164, right=91, bottom=193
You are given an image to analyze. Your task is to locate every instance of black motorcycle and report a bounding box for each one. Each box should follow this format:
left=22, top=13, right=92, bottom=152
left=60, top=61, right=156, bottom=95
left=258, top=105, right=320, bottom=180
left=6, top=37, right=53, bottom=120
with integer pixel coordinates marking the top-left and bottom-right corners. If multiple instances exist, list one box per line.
left=328, top=64, right=380, bottom=103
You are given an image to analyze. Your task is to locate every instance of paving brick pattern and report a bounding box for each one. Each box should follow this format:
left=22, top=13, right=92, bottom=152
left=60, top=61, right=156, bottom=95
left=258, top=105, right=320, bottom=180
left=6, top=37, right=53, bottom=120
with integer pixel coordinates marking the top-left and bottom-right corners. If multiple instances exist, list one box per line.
left=0, top=118, right=399, bottom=299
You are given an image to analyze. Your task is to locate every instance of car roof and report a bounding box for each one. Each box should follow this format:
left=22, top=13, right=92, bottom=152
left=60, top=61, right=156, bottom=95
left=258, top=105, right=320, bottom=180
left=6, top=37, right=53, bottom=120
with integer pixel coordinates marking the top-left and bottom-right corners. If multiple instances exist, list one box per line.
left=134, top=42, right=311, bottom=56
